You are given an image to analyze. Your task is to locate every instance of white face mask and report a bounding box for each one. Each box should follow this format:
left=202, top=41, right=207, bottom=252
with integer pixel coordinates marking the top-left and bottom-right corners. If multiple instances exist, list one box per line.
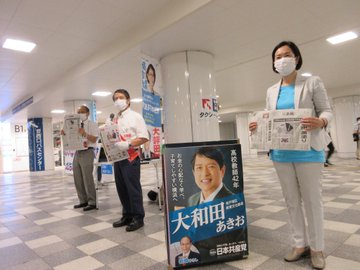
left=79, top=113, right=87, bottom=121
left=114, top=99, right=128, bottom=111
left=274, top=57, right=296, bottom=77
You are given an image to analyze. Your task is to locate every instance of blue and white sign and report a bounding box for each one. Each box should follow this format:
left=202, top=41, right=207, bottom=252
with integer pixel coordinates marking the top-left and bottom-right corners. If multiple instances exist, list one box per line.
left=163, top=141, right=248, bottom=269
left=28, top=118, right=45, bottom=171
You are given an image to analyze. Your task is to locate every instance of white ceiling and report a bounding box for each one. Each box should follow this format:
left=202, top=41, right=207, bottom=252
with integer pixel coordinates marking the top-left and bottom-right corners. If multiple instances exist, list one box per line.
left=1, top=0, right=360, bottom=124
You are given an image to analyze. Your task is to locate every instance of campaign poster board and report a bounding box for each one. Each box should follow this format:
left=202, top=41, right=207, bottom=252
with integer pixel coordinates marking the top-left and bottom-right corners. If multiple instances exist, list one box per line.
left=141, top=55, right=162, bottom=160
left=163, top=140, right=248, bottom=269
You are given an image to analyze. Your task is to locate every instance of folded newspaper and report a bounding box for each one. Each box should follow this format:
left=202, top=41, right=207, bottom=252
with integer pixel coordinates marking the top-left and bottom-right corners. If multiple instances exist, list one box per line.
left=249, top=109, right=312, bottom=150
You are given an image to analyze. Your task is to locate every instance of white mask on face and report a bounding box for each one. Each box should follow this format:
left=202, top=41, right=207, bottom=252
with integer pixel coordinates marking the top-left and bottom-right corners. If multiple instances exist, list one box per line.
left=114, top=99, right=128, bottom=111
left=274, top=57, right=296, bottom=77
left=79, top=113, right=87, bottom=121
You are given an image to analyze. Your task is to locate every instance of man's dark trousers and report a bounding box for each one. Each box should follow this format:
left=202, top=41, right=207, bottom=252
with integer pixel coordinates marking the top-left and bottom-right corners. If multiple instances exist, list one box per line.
left=113, top=157, right=144, bottom=221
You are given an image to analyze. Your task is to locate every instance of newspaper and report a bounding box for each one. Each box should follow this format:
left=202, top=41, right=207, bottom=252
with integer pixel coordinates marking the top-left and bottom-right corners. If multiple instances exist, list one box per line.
left=249, top=109, right=312, bottom=150
left=98, top=124, right=129, bottom=162
left=248, top=111, right=272, bottom=150
left=62, top=114, right=86, bottom=151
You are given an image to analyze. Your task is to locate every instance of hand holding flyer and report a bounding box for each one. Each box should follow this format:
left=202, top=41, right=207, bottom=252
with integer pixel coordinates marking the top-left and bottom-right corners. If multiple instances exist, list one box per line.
left=99, top=124, right=129, bottom=162
left=115, top=141, right=129, bottom=151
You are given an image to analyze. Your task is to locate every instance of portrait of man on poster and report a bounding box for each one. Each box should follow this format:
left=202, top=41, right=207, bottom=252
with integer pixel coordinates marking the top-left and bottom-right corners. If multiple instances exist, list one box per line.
left=187, top=146, right=233, bottom=207
left=175, top=236, right=201, bottom=267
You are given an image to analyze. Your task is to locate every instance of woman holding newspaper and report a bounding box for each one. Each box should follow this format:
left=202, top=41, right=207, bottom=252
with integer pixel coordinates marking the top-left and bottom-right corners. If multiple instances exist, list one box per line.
left=249, top=41, right=332, bottom=269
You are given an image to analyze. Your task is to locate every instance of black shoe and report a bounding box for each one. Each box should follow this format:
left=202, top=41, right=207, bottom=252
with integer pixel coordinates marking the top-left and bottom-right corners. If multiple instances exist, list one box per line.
left=113, top=217, right=132, bottom=228
left=74, top=202, right=88, bottom=209
left=126, top=220, right=144, bottom=232
left=324, top=163, right=328, bottom=167
left=83, top=205, right=97, bottom=211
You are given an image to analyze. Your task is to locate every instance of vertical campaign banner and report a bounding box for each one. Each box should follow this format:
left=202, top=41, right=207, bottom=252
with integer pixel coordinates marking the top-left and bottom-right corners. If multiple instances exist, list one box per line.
left=163, top=140, right=248, bottom=269
left=27, top=118, right=45, bottom=171
left=141, top=55, right=162, bottom=159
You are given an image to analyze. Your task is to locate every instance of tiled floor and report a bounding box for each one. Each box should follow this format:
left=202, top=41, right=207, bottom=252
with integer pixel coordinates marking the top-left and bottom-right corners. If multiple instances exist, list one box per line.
left=1, top=155, right=360, bottom=269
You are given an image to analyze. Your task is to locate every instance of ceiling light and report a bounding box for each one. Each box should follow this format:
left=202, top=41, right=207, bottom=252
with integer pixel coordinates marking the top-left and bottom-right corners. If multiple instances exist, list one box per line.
left=2, top=38, right=36, bottom=53
left=326, top=31, right=358, bottom=45
left=51, top=109, right=65, bottom=114
left=92, top=91, right=111, bottom=97
left=131, top=98, right=142, bottom=103
left=301, top=73, right=312, bottom=77
left=96, top=111, right=102, bottom=114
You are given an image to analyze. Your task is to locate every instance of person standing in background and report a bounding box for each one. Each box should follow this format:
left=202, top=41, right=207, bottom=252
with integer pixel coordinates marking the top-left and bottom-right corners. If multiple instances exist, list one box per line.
left=353, top=117, right=360, bottom=159
left=249, top=41, right=332, bottom=269
left=324, top=133, right=335, bottom=166
left=111, top=89, right=149, bottom=232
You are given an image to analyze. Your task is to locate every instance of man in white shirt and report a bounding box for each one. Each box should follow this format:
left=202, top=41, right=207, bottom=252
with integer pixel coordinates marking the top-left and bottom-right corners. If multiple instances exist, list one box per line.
left=111, top=89, right=149, bottom=232
left=72, top=105, right=98, bottom=211
left=187, top=147, right=233, bottom=206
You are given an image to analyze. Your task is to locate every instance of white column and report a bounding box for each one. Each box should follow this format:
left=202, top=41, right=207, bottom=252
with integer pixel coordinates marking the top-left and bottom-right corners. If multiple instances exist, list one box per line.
left=161, top=51, right=219, bottom=143
left=333, top=95, right=360, bottom=158
left=0, top=122, right=29, bottom=173
left=235, top=112, right=257, bottom=157
left=64, top=100, right=97, bottom=121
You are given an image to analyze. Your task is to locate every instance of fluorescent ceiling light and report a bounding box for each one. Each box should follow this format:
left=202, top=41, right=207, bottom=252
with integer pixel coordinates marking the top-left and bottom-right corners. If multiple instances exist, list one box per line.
left=301, top=72, right=312, bottom=77
left=51, top=109, right=65, bottom=114
left=96, top=111, right=102, bottom=114
left=2, top=38, right=36, bottom=52
left=131, top=98, right=142, bottom=103
left=326, top=31, right=358, bottom=45
left=92, top=91, right=111, bottom=97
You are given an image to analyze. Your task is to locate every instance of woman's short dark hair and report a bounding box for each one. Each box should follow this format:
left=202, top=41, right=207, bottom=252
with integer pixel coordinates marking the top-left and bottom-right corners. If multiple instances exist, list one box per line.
left=191, top=147, right=225, bottom=169
left=146, top=64, right=156, bottom=83
left=112, top=89, right=130, bottom=101
left=272, top=41, right=303, bottom=73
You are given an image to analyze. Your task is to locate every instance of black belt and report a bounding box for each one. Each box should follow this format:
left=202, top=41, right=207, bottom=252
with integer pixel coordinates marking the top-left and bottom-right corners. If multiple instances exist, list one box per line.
left=78, top=147, right=94, bottom=151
